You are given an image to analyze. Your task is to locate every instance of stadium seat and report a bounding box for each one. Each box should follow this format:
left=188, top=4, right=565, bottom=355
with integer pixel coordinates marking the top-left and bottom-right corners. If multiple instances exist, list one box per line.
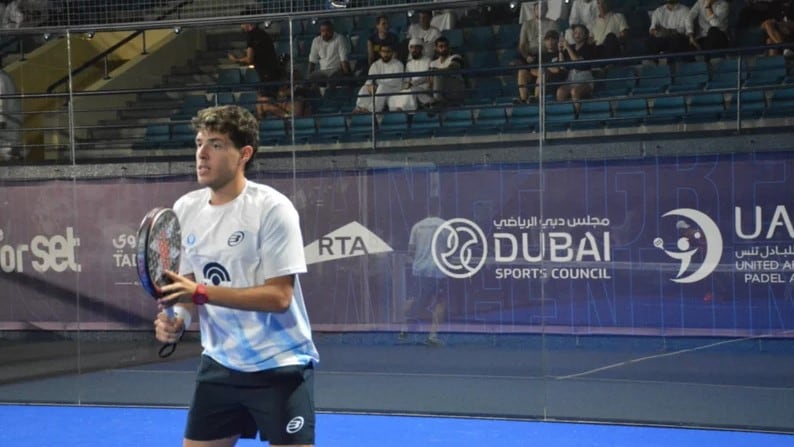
left=646, top=95, right=687, bottom=125
left=570, top=99, right=611, bottom=130
left=494, top=23, right=520, bottom=49
left=142, top=124, right=171, bottom=149
left=707, top=58, right=748, bottom=90
left=465, top=51, right=499, bottom=70
left=596, top=65, right=637, bottom=97
left=744, top=55, right=787, bottom=87
left=286, top=117, right=317, bottom=144
left=764, top=86, right=794, bottom=118
left=724, top=89, right=766, bottom=120
left=217, top=67, right=242, bottom=85
left=378, top=112, right=409, bottom=140
left=684, top=92, right=726, bottom=123
left=632, top=64, right=672, bottom=95
left=470, top=106, right=507, bottom=134
left=669, top=61, right=709, bottom=93
left=259, top=119, right=287, bottom=146
left=465, top=26, right=495, bottom=51
left=611, top=97, right=648, bottom=127
left=467, top=77, right=504, bottom=105
left=315, top=115, right=348, bottom=143
left=503, top=103, right=539, bottom=133
left=436, top=109, right=473, bottom=136
left=543, top=102, right=575, bottom=131
left=344, top=113, right=376, bottom=141
left=408, top=110, right=441, bottom=137
left=443, top=28, right=464, bottom=51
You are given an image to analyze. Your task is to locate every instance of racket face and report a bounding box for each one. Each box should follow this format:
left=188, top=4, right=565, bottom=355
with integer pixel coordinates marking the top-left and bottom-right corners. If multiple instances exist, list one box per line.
left=136, top=207, right=181, bottom=298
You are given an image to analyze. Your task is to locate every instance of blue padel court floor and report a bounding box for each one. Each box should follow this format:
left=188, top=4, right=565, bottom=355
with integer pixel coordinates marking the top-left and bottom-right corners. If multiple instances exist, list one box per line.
left=1, top=404, right=793, bottom=447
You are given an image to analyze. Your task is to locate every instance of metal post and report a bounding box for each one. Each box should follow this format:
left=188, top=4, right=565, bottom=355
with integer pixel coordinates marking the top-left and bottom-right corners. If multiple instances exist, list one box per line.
left=141, top=30, right=148, bottom=55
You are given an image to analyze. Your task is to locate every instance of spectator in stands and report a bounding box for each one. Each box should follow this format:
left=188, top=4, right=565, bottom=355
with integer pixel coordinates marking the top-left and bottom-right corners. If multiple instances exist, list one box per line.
left=406, top=10, right=442, bottom=59
left=761, top=13, right=794, bottom=56
left=0, top=66, right=23, bottom=161
left=736, top=0, right=786, bottom=30
left=2, top=0, right=23, bottom=29
left=556, top=24, right=596, bottom=110
left=258, top=72, right=312, bottom=119
left=352, top=43, right=405, bottom=113
left=591, top=0, right=629, bottom=59
left=513, top=29, right=560, bottom=104
left=307, top=20, right=352, bottom=91
left=228, top=21, right=282, bottom=119
left=564, top=0, right=598, bottom=44
left=646, top=0, right=692, bottom=55
left=518, top=2, right=560, bottom=63
left=686, top=0, right=731, bottom=51
left=390, top=37, right=434, bottom=111
left=367, top=15, right=399, bottom=67
left=428, top=36, right=466, bottom=108
left=518, top=30, right=565, bottom=103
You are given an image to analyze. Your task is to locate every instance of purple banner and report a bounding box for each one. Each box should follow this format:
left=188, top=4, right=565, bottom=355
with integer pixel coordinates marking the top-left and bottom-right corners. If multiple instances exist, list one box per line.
left=1, top=152, right=793, bottom=336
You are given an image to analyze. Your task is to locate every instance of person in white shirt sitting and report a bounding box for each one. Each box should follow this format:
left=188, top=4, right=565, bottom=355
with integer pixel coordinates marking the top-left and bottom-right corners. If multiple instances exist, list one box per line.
left=390, top=38, right=434, bottom=112
left=353, top=44, right=405, bottom=113
left=647, top=0, right=692, bottom=55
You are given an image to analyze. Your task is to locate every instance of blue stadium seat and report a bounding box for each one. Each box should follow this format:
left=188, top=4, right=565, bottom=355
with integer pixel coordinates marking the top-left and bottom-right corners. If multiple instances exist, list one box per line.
left=596, top=65, right=636, bottom=97
left=707, top=58, right=748, bottom=90
left=172, top=94, right=209, bottom=120
left=465, top=26, right=495, bottom=51
left=543, top=102, right=575, bottom=131
left=436, top=109, right=473, bottom=136
left=242, top=68, right=260, bottom=85
left=213, top=92, right=236, bottom=106
left=443, top=28, right=464, bottom=51
left=764, top=86, right=794, bottom=117
left=170, top=123, right=195, bottom=147
left=571, top=99, right=611, bottom=130
left=744, top=55, right=787, bottom=87
left=143, top=124, right=171, bottom=149
left=344, top=113, right=376, bottom=141
left=259, top=119, right=287, bottom=146
left=646, top=95, right=687, bottom=125
left=494, top=23, right=520, bottom=49
left=315, top=115, right=348, bottom=143
left=408, top=111, right=441, bottom=137
left=632, top=64, right=672, bottom=95
left=684, top=92, right=726, bottom=123
left=354, top=15, right=376, bottom=34
left=378, top=112, right=409, bottom=140
left=388, top=12, right=408, bottom=34
left=286, top=117, right=317, bottom=144
left=237, top=91, right=259, bottom=111
left=611, top=97, right=648, bottom=127
left=467, top=77, right=504, bottom=105
left=724, top=90, right=766, bottom=120
left=465, top=51, right=499, bottom=70
left=217, top=67, right=242, bottom=85
left=470, top=106, right=507, bottom=134
left=503, top=103, right=539, bottom=133
left=669, top=61, right=709, bottom=93
left=498, top=48, right=520, bottom=67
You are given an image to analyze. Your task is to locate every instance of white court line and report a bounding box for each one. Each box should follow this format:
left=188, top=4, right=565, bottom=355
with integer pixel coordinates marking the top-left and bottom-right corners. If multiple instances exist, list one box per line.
left=555, top=330, right=794, bottom=380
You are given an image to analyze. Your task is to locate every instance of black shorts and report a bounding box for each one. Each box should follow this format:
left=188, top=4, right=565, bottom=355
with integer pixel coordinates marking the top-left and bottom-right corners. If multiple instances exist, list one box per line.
left=185, top=356, right=315, bottom=444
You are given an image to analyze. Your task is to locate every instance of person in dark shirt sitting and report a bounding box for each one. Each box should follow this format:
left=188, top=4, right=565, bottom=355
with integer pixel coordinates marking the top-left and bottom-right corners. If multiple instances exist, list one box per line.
left=228, top=21, right=283, bottom=119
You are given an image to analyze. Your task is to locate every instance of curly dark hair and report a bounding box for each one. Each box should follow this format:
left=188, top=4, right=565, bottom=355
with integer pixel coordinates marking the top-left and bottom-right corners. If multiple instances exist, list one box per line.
left=191, top=105, right=259, bottom=168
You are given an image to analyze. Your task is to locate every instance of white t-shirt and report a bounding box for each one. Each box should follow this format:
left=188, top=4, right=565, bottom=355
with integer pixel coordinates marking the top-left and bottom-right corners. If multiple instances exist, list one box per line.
left=174, top=180, right=319, bottom=372
left=406, top=23, right=442, bottom=58
left=650, top=3, right=691, bottom=34
left=591, top=12, right=629, bottom=45
left=309, top=33, right=350, bottom=71
left=409, top=216, right=448, bottom=278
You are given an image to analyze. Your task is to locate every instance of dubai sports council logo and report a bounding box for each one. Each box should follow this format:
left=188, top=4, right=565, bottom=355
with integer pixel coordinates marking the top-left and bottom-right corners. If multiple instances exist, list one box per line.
left=654, top=208, right=723, bottom=284
left=432, top=218, right=488, bottom=279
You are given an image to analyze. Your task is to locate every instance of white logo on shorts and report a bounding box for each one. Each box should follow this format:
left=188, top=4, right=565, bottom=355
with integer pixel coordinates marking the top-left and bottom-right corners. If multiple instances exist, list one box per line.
left=286, top=416, right=304, bottom=434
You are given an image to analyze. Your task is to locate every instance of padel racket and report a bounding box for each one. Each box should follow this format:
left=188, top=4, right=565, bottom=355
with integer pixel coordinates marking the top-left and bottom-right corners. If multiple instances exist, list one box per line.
left=136, top=207, right=182, bottom=358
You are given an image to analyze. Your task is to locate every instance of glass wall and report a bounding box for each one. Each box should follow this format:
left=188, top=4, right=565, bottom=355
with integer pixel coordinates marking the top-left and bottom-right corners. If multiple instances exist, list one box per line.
left=1, top=0, right=793, bottom=435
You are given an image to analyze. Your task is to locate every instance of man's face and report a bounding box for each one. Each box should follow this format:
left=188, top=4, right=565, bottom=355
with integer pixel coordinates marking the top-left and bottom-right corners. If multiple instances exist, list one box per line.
left=376, top=17, right=389, bottom=31
left=410, top=44, right=423, bottom=59
left=573, top=26, right=587, bottom=43
left=240, top=23, right=254, bottom=32
left=380, top=46, right=394, bottom=62
left=194, top=130, right=246, bottom=190
left=320, top=25, right=333, bottom=41
left=419, top=12, right=431, bottom=28
left=665, top=0, right=678, bottom=8
left=435, top=41, right=449, bottom=57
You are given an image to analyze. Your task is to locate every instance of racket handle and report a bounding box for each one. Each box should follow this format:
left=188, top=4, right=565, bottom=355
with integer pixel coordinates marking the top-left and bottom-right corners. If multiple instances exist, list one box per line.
left=164, top=306, right=176, bottom=319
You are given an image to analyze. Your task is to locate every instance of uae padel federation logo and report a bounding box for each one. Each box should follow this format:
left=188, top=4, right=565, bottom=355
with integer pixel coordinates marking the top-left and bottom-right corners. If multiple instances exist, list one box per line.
left=432, top=218, right=488, bottom=279
left=654, top=208, right=723, bottom=284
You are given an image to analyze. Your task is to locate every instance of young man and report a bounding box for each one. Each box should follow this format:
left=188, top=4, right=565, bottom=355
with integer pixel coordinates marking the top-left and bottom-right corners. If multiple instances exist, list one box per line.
left=154, top=105, right=319, bottom=447
left=352, top=43, right=405, bottom=113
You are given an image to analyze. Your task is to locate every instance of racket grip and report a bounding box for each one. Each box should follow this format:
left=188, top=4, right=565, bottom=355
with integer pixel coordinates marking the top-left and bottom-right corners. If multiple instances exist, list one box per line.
left=164, top=306, right=176, bottom=319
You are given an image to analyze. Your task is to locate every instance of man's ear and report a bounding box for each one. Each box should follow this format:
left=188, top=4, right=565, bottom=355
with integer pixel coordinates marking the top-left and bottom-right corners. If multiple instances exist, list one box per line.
left=240, top=145, right=254, bottom=164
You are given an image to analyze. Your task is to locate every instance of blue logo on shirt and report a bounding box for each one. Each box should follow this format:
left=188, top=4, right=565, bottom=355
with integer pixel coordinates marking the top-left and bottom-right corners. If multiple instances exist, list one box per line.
left=228, top=231, right=245, bottom=247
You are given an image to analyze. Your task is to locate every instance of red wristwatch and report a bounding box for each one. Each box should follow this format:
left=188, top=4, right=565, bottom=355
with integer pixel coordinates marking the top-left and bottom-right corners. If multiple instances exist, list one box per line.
left=192, top=283, right=209, bottom=305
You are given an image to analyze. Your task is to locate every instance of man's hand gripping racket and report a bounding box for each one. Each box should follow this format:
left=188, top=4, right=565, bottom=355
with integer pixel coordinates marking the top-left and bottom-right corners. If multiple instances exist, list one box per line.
left=136, top=207, right=187, bottom=358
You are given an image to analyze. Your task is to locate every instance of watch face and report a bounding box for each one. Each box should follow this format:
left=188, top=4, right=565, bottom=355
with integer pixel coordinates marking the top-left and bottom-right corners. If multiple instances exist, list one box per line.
left=193, top=284, right=208, bottom=305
